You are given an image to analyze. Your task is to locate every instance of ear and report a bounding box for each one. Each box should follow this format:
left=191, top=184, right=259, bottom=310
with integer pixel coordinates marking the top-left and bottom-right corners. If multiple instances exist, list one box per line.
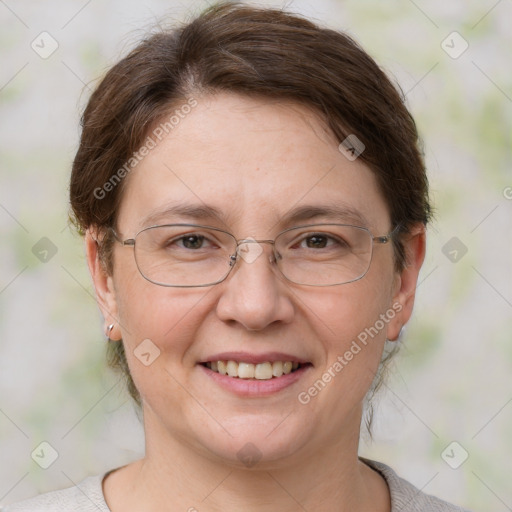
left=386, top=223, right=426, bottom=341
left=85, top=227, right=122, bottom=341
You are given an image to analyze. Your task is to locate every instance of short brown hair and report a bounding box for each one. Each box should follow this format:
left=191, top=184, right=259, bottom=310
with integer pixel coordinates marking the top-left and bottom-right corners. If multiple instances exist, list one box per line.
left=70, top=2, right=431, bottom=408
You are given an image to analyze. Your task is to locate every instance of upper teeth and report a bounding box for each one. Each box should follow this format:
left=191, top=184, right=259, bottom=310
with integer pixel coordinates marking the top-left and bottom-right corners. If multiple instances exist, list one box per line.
left=206, top=360, right=300, bottom=380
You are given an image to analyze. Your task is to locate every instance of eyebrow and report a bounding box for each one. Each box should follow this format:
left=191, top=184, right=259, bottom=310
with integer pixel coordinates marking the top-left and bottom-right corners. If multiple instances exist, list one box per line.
left=139, top=201, right=370, bottom=230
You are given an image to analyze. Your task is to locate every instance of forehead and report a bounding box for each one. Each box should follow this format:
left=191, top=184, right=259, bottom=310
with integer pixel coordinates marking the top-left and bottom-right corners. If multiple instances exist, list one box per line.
left=117, top=93, right=390, bottom=235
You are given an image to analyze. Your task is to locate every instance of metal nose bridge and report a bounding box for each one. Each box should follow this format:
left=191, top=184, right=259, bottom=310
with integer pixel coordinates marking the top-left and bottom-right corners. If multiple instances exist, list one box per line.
left=230, top=238, right=278, bottom=265
left=236, top=238, right=275, bottom=245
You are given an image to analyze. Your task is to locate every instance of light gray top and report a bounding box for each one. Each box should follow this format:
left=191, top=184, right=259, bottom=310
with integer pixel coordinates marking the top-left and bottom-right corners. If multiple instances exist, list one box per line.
left=1, top=459, right=471, bottom=511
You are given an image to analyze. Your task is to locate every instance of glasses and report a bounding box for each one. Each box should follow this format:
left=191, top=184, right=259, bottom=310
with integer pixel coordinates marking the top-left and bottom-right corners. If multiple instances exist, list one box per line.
left=110, top=223, right=398, bottom=287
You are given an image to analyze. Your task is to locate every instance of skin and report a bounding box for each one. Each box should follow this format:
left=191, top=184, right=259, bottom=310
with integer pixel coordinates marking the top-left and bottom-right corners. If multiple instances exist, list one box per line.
left=86, top=93, right=426, bottom=512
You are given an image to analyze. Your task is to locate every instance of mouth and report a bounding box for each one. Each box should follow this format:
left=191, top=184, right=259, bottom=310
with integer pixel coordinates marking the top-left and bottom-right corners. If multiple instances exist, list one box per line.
left=200, top=360, right=312, bottom=380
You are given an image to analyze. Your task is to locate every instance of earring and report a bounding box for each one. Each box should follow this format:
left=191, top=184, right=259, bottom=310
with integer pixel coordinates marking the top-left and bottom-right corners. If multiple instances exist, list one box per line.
left=106, top=323, right=115, bottom=342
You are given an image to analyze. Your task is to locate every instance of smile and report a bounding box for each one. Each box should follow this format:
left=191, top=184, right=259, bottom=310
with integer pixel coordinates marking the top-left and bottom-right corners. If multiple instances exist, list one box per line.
left=203, top=360, right=308, bottom=380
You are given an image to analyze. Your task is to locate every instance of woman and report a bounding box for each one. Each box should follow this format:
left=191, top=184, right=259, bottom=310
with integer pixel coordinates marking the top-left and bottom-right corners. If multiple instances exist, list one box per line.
left=4, top=3, right=471, bottom=511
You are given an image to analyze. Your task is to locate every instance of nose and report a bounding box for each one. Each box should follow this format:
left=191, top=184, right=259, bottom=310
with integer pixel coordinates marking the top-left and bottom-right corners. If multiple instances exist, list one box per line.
left=215, top=240, right=294, bottom=331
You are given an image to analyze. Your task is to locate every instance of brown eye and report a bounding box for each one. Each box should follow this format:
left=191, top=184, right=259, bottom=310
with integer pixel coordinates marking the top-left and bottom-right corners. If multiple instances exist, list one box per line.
left=303, top=234, right=329, bottom=249
left=178, top=235, right=207, bottom=250
left=296, top=233, right=348, bottom=250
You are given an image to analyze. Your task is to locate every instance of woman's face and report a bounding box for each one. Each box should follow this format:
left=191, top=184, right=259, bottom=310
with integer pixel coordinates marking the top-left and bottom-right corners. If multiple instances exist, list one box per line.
left=89, top=93, right=423, bottom=467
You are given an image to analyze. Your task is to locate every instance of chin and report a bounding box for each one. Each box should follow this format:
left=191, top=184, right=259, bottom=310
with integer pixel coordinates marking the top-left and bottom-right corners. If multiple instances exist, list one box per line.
left=195, top=415, right=313, bottom=468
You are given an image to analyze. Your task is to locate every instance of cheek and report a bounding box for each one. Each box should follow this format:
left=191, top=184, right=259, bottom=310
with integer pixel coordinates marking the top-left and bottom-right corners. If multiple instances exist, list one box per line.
left=311, top=278, right=392, bottom=342
left=308, top=276, right=395, bottom=379
left=115, top=283, right=210, bottom=406
left=115, top=269, right=218, bottom=381
left=117, top=278, right=205, bottom=352
left=295, top=284, right=393, bottom=430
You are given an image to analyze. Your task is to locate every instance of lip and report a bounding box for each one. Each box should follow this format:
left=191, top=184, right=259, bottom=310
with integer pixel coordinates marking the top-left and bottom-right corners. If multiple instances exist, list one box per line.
left=198, top=362, right=313, bottom=397
left=200, top=351, right=311, bottom=365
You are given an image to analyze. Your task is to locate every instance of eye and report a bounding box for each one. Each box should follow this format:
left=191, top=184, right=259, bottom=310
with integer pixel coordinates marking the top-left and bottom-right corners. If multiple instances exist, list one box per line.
left=296, top=232, right=348, bottom=250
left=168, top=233, right=220, bottom=251
left=175, top=234, right=209, bottom=250
left=142, top=226, right=232, bottom=256
left=301, top=234, right=332, bottom=249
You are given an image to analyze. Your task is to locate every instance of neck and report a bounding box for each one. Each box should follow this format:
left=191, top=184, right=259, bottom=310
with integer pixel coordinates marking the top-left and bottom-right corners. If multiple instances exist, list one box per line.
left=104, top=407, right=390, bottom=512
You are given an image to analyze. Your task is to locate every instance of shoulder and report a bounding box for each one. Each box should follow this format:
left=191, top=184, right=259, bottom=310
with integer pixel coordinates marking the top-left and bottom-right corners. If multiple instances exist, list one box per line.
left=1, top=474, right=110, bottom=512
left=362, top=458, right=472, bottom=512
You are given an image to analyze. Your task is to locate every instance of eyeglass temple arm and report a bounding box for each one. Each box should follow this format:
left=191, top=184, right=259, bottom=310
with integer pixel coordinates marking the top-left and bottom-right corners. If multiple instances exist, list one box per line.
left=108, top=227, right=135, bottom=246
left=373, top=223, right=402, bottom=245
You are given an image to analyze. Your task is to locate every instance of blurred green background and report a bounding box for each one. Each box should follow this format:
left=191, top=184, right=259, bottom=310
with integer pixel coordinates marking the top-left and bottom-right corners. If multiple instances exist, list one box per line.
left=0, top=1, right=511, bottom=510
